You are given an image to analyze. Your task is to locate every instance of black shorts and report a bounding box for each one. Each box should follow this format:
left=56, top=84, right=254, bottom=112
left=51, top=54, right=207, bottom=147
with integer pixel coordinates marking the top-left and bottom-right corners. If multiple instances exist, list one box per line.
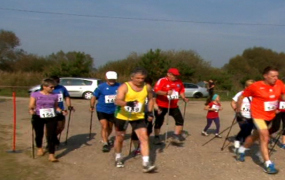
left=115, top=118, right=146, bottom=131
left=154, top=106, right=184, bottom=129
left=97, top=111, right=115, bottom=123
left=56, top=113, right=66, bottom=121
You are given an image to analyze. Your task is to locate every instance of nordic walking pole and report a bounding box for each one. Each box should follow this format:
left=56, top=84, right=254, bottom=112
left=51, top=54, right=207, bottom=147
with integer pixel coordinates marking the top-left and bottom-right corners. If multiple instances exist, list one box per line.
left=31, top=121, right=35, bottom=159
left=65, top=109, right=72, bottom=145
left=221, top=116, right=236, bottom=151
left=269, top=127, right=285, bottom=156
left=202, top=121, right=238, bottom=146
left=89, top=111, right=94, bottom=140
left=126, top=111, right=132, bottom=155
left=165, top=97, right=171, bottom=142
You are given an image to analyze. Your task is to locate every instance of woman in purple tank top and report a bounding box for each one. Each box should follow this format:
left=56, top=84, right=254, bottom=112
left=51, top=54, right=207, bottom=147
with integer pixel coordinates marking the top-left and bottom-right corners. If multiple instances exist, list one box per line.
left=29, top=78, right=67, bottom=162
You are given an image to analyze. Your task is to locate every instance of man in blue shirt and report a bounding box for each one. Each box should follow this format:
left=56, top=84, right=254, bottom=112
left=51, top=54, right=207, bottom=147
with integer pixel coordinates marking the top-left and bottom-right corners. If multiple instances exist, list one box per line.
left=50, top=76, right=74, bottom=144
left=90, top=71, right=120, bottom=152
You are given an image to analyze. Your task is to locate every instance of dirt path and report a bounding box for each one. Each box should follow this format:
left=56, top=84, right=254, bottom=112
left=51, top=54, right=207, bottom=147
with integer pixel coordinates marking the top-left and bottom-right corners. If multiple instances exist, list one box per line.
left=1, top=97, right=285, bottom=180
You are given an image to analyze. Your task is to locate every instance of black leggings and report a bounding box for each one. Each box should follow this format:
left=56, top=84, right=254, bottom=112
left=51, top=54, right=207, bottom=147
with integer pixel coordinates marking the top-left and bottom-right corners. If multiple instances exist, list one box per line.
left=32, top=115, right=58, bottom=154
left=235, top=117, right=254, bottom=143
left=269, top=112, right=285, bottom=135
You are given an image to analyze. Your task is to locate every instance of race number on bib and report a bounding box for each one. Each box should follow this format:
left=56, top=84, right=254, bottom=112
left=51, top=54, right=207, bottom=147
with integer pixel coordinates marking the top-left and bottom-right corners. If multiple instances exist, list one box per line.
left=124, top=103, right=142, bottom=113
left=264, top=101, right=278, bottom=111
left=167, top=91, right=179, bottom=100
left=212, top=104, right=220, bottom=110
left=279, top=101, right=285, bottom=110
left=58, top=93, right=63, bottom=102
left=241, top=103, right=250, bottom=112
left=105, top=95, right=116, bottom=103
left=39, top=108, right=56, bottom=118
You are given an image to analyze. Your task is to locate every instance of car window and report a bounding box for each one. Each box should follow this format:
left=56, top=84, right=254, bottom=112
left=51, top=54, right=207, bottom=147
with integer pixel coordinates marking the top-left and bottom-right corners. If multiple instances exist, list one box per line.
left=60, top=79, right=72, bottom=86
left=84, top=80, right=92, bottom=85
left=184, top=83, right=198, bottom=88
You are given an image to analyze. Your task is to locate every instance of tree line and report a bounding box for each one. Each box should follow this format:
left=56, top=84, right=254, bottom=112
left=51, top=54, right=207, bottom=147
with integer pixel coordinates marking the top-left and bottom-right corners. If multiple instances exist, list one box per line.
left=1, top=29, right=285, bottom=92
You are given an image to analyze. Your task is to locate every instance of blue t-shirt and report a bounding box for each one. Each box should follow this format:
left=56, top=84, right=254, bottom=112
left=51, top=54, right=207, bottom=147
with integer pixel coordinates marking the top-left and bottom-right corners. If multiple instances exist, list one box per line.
left=52, top=85, right=70, bottom=110
left=94, top=82, right=120, bottom=114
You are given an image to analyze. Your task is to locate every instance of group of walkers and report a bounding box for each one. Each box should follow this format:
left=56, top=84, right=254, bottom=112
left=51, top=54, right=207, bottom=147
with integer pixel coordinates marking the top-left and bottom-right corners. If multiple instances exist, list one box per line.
left=29, top=66, right=285, bottom=175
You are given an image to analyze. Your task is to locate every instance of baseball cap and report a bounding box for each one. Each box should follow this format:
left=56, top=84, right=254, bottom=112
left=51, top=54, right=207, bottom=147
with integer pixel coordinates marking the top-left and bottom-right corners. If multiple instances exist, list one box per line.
left=106, top=71, right=117, bottom=79
left=168, top=68, right=180, bottom=76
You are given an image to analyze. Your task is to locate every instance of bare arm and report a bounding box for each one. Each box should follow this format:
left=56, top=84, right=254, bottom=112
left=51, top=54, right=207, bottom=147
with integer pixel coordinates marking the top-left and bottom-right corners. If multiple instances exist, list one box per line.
left=115, top=83, right=128, bottom=107
left=29, top=97, right=36, bottom=115
left=90, top=96, right=96, bottom=111
left=231, top=100, right=237, bottom=111
left=236, top=95, right=244, bottom=112
left=146, top=84, right=154, bottom=113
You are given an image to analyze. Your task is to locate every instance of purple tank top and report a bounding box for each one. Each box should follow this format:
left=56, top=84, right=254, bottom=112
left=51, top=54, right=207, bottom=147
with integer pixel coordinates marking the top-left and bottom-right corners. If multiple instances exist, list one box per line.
left=31, top=91, right=58, bottom=116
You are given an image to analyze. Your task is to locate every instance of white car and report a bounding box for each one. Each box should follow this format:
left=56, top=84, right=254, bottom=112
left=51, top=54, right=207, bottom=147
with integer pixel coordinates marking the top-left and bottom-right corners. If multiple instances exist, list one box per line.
left=183, top=82, right=209, bottom=98
left=28, top=77, right=102, bottom=99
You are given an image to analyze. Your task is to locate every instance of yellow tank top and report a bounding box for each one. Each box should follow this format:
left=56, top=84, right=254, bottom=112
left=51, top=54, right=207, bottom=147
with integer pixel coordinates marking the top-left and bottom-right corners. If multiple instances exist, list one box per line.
left=115, top=82, right=147, bottom=121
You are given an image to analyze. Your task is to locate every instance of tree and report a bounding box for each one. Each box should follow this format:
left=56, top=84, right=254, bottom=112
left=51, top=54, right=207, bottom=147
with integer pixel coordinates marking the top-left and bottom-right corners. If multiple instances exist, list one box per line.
left=0, top=30, right=22, bottom=71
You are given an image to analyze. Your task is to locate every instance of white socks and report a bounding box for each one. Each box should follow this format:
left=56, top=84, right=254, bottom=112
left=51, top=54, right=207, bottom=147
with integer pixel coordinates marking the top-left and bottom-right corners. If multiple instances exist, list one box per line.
left=238, top=146, right=246, bottom=153
left=265, top=160, right=272, bottom=167
left=142, top=156, right=149, bottom=166
left=234, top=140, right=240, bottom=149
left=115, top=153, right=122, bottom=160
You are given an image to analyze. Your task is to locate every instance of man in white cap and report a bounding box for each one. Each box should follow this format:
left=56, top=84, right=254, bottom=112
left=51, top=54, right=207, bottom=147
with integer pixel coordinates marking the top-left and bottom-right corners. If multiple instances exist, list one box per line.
left=90, top=71, right=120, bottom=152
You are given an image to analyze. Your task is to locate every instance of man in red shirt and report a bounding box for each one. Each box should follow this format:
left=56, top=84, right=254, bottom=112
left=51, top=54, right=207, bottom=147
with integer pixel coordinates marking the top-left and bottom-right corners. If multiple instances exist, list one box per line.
left=236, top=66, right=285, bottom=174
left=153, top=68, right=188, bottom=145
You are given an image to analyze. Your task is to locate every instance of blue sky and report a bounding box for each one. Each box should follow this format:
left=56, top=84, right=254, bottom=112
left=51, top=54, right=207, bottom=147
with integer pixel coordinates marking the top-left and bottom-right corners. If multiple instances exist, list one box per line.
left=1, top=0, right=285, bottom=68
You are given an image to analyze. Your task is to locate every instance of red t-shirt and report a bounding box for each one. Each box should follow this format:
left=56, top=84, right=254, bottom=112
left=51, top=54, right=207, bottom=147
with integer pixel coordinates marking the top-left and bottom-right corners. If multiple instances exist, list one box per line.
left=206, top=102, right=221, bottom=118
left=154, top=77, right=185, bottom=108
left=242, top=80, right=285, bottom=120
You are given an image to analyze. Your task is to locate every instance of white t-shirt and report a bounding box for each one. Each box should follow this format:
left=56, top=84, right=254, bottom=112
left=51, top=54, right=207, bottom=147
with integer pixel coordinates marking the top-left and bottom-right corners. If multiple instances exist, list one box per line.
left=232, top=91, right=252, bottom=119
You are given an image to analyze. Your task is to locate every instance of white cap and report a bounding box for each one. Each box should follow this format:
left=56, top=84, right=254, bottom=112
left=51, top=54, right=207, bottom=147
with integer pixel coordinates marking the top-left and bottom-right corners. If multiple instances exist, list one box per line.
left=106, top=71, right=117, bottom=80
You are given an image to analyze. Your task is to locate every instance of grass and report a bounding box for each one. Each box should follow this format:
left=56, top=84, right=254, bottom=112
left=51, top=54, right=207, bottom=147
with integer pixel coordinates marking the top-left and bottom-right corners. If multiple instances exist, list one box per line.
left=0, top=125, right=48, bottom=180
left=0, top=88, right=30, bottom=97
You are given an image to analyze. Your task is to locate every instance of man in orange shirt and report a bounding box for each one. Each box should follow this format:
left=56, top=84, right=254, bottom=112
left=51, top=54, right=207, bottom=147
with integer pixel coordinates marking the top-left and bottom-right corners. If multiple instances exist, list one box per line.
left=236, top=66, right=285, bottom=174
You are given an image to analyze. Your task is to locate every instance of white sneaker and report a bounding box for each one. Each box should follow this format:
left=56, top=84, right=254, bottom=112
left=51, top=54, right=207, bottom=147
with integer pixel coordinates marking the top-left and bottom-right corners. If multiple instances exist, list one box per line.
left=215, top=133, right=222, bottom=138
left=201, top=131, right=209, bottom=136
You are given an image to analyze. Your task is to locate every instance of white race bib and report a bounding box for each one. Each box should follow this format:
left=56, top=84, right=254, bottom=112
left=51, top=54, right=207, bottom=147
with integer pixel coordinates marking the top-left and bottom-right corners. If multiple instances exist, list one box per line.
left=279, top=101, right=285, bottom=110
left=241, top=103, right=250, bottom=113
left=264, top=101, right=278, bottom=111
left=124, top=102, right=142, bottom=113
left=167, top=91, right=179, bottom=100
left=105, top=95, right=116, bottom=103
left=39, top=108, right=56, bottom=118
left=58, top=93, right=63, bottom=102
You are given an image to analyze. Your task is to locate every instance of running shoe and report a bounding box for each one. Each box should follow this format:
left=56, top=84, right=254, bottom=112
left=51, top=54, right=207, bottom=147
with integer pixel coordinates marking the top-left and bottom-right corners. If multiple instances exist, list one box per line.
left=153, top=136, right=162, bottom=145
left=142, top=162, right=157, bottom=173
left=201, top=131, right=209, bottom=136
left=115, top=158, right=124, bottom=168
left=236, top=151, right=245, bottom=162
left=263, top=163, right=278, bottom=174
left=108, top=140, right=114, bottom=147
left=178, top=134, right=186, bottom=141
left=215, top=133, right=222, bottom=138
left=171, top=135, right=183, bottom=145
left=102, top=144, right=110, bottom=152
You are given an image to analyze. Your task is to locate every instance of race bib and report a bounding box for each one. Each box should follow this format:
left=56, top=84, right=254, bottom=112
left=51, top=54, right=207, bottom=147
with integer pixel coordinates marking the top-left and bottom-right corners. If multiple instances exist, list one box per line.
left=279, top=101, right=285, bottom=110
left=167, top=91, right=179, bottom=100
left=264, top=101, right=278, bottom=111
left=124, top=102, right=142, bottom=113
left=39, top=108, right=56, bottom=118
left=212, top=104, right=220, bottom=110
left=241, top=103, right=250, bottom=112
left=105, top=95, right=116, bottom=103
left=58, top=93, right=63, bottom=102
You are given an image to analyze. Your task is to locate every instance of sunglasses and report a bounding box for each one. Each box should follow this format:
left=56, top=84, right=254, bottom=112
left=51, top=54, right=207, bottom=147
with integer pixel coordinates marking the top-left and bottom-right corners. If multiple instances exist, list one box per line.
left=48, top=86, right=55, bottom=89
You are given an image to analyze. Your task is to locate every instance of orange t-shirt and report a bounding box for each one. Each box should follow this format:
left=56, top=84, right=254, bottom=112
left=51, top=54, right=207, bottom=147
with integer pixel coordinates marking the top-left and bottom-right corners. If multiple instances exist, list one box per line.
left=242, top=80, right=285, bottom=121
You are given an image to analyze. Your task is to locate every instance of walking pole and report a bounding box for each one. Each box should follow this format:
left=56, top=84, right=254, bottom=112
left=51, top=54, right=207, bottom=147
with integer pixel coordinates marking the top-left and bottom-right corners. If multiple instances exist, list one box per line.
left=164, top=97, right=171, bottom=143
left=65, top=109, right=72, bottom=145
left=202, top=121, right=238, bottom=146
left=31, top=122, right=35, bottom=159
left=182, top=101, right=190, bottom=137
left=89, top=111, right=94, bottom=140
left=221, top=116, right=236, bottom=151
left=269, top=127, right=285, bottom=156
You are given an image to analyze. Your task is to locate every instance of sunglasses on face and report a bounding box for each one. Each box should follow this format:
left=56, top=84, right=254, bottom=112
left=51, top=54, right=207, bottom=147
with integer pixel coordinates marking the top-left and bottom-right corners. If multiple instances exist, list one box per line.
left=48, top=86, right=55, bottom=89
